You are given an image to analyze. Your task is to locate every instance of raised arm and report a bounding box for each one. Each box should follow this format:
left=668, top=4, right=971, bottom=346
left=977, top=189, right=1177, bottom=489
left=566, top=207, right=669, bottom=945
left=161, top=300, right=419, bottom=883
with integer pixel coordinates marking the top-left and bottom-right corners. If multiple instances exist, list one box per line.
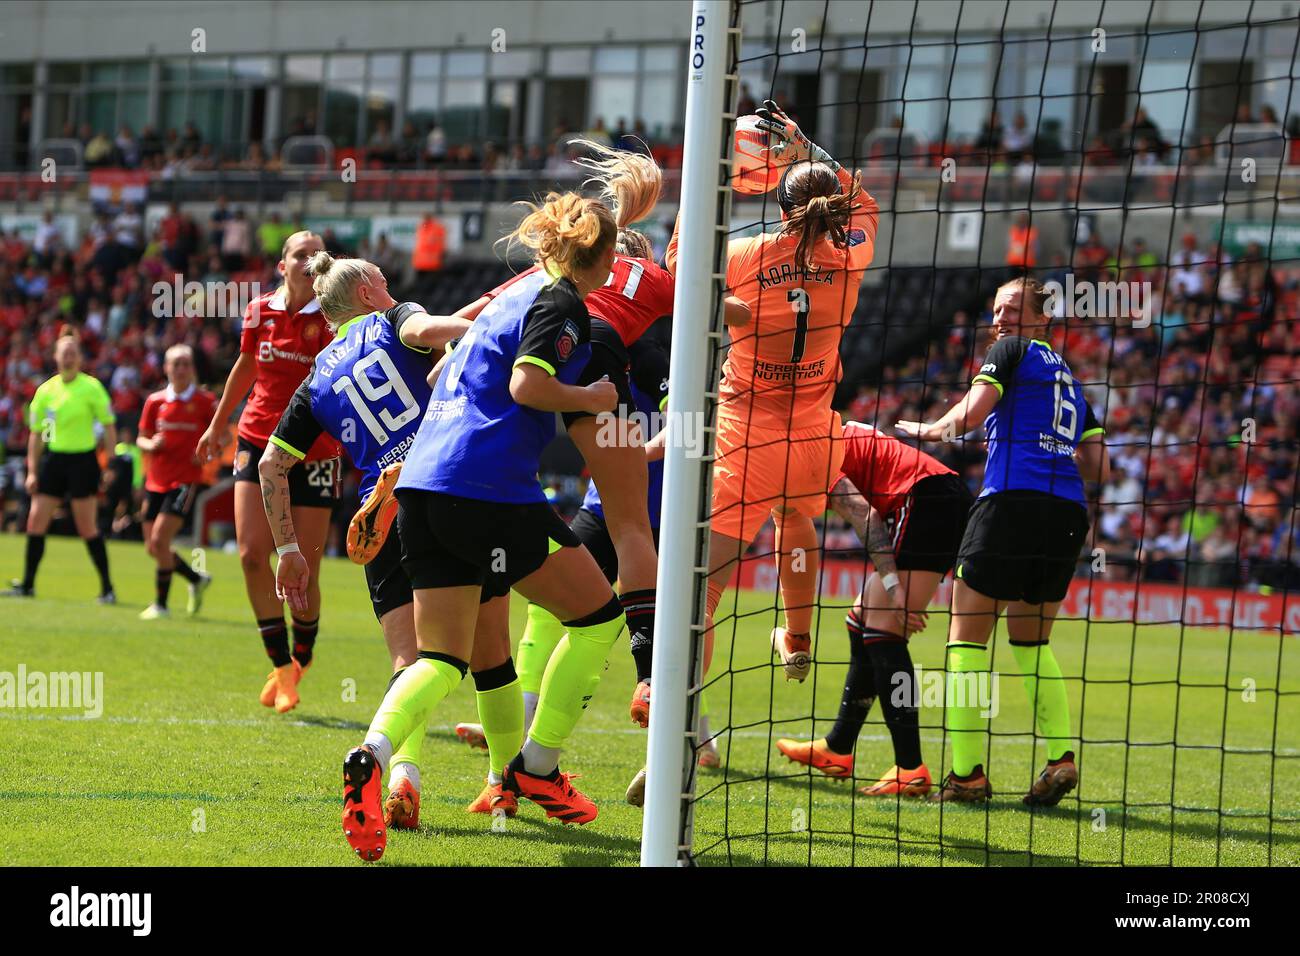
left=455, top=294, right=492, bottom=321
left=895, top=382, right=1001, bottom=443
left=397, top=311, right=472, bottom=352
left=509, top=363, right=616, bottom=414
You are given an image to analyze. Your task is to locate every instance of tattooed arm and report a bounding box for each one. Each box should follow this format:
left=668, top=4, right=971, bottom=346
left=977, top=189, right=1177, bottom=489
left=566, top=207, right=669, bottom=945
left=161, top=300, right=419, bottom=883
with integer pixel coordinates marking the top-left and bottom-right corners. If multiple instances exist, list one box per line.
left=258, top=443, right=310, bottom=613
left=828, top=475, right=899, bottom=581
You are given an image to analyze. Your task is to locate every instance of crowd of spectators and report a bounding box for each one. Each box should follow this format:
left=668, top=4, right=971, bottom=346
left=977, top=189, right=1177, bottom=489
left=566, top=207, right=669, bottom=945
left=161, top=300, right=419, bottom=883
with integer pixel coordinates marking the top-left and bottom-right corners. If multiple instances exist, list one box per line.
left=2, top=191, right=1299, bottom=587
left=866, top=101, right=1298, bottom=169
left=59, top=120, right=279, bottom=176
left=817, top=236, right=1300, bottom=592
left=0, top=201, right=397, bottom=548
left=53, top=112, right=684, bottom=179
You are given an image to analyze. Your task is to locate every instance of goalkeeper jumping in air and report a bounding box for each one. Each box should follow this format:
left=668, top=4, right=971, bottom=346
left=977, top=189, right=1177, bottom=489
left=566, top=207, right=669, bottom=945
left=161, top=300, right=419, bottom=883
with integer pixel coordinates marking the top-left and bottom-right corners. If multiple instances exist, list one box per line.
left=667, top=102, right=879, bottom=744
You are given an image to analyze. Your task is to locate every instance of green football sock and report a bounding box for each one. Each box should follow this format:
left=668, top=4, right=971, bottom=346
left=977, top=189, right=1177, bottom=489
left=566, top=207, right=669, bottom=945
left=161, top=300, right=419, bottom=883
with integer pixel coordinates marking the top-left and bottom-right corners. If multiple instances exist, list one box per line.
left=476, top=675, right=525, bottom=780
left=528, top=600, right=625, bottom=750
left=368, top=656, right=466, bottom=764
left=944, top=643, right=989, bottom=777
left=1010, top=642, right=1072, bottom=762
left=519, top=602, right=565, bottom=698
left=388, top=669, right=426, bottom=783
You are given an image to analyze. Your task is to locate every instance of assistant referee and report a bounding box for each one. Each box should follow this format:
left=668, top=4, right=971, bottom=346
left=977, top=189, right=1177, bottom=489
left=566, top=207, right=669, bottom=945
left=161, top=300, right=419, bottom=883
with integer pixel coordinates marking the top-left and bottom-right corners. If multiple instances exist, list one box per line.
left=4, top=331, right=118, bottom=601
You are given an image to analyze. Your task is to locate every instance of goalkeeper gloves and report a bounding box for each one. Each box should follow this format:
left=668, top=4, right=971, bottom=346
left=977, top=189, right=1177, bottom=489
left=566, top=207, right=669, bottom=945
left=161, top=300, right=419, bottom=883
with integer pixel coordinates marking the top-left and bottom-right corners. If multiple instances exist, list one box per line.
left=754, top=99, right=841, bottom=171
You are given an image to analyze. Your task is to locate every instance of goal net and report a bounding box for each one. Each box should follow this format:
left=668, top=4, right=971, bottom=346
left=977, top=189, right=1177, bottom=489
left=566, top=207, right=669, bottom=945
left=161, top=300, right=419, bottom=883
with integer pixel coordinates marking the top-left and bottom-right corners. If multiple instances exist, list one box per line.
left=647, top=0, right=1300, bottom=867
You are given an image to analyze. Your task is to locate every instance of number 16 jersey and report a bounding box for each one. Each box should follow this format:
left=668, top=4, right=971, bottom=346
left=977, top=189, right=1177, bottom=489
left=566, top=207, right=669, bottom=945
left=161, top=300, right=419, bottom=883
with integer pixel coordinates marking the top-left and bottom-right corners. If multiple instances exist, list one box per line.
left=270, top=304, right=433, bottom=500
left=971, top=335, right=1104, bottom=506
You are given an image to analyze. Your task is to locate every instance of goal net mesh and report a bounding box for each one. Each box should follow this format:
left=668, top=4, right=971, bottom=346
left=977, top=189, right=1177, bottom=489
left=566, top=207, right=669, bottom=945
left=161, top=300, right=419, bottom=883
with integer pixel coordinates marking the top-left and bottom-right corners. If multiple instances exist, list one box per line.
left=680, top=0, right=1300, bottom=866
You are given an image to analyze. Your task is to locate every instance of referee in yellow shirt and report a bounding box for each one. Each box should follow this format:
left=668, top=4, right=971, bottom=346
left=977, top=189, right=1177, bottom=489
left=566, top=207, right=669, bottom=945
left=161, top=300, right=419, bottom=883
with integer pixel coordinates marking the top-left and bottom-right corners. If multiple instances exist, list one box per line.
left=4, top=332, right=118, bottom=601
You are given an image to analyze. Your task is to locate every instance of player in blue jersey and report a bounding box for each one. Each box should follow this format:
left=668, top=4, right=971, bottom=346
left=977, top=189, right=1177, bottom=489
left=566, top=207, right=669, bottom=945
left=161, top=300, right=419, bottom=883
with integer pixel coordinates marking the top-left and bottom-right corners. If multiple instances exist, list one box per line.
left=896, top=276, right=1109, bottom=806
left=455, top=336, right=671, bottom=813
left=338, top=193, right=626, bottom=860
left=258, top=251, right=520, bottom=835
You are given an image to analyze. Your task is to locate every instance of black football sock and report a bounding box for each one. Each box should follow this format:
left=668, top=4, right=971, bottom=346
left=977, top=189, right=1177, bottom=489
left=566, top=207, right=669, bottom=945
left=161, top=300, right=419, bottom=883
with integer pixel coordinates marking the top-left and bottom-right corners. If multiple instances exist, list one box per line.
left=155, top=568, right=174, bottom=609
left=84, top=535, right=113, bottom=594
left=259, top=617, right=293, bottom=668
left=21, top=534, right=45, bottom=589
left=865, top=634, right=924, bottom=770
left=292, top=616, right=319, bottom=668
left=823, top=610, right=876, bottom=755
left=170, top=551, right=200, bottom=583
left=620, top=588, right=656, bottom=683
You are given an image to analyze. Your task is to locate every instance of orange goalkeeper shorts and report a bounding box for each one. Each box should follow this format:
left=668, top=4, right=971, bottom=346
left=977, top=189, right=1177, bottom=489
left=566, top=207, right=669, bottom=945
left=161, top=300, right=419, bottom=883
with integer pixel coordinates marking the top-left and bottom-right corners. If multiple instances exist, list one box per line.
left=710, top=413, right=845, bottom=543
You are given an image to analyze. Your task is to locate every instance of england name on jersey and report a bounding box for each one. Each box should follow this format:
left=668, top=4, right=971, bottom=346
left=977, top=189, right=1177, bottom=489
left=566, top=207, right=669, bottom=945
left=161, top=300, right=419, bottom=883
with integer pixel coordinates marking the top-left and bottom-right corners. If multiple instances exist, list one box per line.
left=269, top=304, right=433, bottom=501
left=971, top=336, right=1104, bottom=506
left=397, top=269, right=593, bottom=505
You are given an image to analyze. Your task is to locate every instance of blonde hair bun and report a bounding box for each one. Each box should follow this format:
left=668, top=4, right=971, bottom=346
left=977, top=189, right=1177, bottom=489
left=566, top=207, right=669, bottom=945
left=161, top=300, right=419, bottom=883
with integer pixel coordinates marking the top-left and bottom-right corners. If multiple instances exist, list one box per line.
left=305, top=250, right=336, bottom=278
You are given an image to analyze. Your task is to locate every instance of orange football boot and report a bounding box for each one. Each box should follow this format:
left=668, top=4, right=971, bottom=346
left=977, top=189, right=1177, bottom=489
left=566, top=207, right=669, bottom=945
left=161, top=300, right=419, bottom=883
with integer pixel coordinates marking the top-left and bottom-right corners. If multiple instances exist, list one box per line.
left=930, top=767, right=993, bottom=804
left=384, top=776, right=420, bottom=830
left=259, top=660, right=305, bottom=714
left=503, top=757, right=597, bottom=825
left=776, top=738, right=854, bottom=778
left=466, top=779, right=519, bottom=817
left=629, top=680, right=651, bottom=728
left=771, top=627, right=812, bottom=682
left=341, top=745, right=387, bottom=861
left=1024, top=757, right=1078, bottom=807
left=861, top=764, right=932, bottom=798
left=455, top=722, right=488, bottom=750
left=259, top=669, right=278, bottom=708
left=347, top=462, right=403, bottom=565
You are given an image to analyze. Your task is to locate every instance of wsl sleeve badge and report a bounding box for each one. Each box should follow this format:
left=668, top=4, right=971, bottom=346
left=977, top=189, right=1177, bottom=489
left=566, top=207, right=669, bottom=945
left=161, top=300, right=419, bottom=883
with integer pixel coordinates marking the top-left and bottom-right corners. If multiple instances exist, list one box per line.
left=555, top=319, right=581, bottom=363
left=846, top=228, right=867, bottom=247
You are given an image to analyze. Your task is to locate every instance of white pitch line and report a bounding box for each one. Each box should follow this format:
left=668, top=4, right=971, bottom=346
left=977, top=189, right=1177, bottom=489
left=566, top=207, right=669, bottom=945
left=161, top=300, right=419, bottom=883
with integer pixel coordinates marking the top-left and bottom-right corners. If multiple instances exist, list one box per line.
left=2, top=710, right=1295, bottom=756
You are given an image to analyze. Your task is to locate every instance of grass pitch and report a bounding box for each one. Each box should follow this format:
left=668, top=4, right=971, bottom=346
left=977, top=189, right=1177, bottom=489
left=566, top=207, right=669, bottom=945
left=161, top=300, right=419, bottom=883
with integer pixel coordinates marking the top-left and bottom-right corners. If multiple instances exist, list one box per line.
left=3, top=534, right=1297, bottom=866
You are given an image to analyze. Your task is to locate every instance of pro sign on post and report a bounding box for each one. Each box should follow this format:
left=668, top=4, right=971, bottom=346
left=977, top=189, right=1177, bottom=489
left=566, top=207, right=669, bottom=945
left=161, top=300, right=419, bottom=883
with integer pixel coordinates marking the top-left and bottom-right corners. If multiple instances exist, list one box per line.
left=639, top=0, right=738, bottom=867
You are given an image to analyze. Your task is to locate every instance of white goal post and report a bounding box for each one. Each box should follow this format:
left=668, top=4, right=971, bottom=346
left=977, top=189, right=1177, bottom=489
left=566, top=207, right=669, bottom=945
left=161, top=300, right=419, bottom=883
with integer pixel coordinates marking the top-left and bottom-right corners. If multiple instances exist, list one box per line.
left=640, top=0, right=739, bottom=868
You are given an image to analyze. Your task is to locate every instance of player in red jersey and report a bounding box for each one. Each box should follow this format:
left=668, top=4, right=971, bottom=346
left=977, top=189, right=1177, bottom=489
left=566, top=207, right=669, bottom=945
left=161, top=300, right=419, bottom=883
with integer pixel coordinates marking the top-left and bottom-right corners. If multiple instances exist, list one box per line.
left=136, top=345, right=218, bottom=620
left=197, top=230, right=341, bottom=713
left=775, top=422, right=972, bottom=797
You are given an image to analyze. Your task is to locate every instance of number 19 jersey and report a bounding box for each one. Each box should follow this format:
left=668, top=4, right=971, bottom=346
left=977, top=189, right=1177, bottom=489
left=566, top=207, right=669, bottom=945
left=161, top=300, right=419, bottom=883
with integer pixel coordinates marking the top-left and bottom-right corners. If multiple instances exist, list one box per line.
left=270, top=304, right=433, bottom=500
left=971, top=336, right=1104, bottom=506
